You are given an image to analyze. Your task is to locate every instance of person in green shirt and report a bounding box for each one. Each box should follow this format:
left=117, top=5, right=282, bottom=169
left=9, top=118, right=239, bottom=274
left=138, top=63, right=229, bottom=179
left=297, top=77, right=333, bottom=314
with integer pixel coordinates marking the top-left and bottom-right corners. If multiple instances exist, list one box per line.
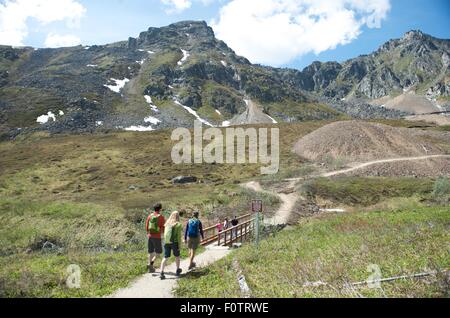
left=160, top=211, right=183, bottom=280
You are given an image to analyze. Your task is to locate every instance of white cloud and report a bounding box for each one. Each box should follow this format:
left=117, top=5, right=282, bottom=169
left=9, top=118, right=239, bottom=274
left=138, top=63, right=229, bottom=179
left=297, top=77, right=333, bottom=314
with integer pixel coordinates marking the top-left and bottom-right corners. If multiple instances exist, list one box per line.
left=161, top=0, right=214, bottom=14
left=45, top=33, right=81, bottom=48
left=161, top=0, right=192, bottom=13
left=211, top=0, right=391, bottom=66
left=0, top=0, right=86, bottom=46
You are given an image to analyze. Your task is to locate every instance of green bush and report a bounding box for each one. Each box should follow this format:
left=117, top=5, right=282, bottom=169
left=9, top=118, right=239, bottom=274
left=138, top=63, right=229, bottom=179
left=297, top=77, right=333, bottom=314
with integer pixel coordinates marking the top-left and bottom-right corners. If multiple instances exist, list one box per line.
left=432, top=177, right=450, bottom=200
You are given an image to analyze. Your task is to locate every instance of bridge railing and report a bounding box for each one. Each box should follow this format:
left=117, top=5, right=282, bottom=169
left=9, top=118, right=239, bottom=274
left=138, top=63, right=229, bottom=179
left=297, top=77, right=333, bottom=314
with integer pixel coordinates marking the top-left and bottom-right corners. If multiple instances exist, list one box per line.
left=217, top=218, right=255, bottom=247
left=201, top=213, right=254, bottom=246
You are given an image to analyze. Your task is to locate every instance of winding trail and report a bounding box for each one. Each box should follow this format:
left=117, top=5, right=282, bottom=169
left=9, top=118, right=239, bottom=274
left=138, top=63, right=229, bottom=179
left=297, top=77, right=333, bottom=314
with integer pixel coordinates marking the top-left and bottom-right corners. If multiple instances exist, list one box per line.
left=245, top=155, right=450, bottom=226
left=110, top=154, right=450, bottom=298
left=289, top=154, right=450, bottom=180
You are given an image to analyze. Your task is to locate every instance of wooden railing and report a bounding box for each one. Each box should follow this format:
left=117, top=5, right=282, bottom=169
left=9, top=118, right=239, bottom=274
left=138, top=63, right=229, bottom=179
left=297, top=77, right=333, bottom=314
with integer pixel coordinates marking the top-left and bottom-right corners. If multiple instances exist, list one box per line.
left=201, top=213, right=254, bottom=247
left=217, top=218, right=255, bottom=247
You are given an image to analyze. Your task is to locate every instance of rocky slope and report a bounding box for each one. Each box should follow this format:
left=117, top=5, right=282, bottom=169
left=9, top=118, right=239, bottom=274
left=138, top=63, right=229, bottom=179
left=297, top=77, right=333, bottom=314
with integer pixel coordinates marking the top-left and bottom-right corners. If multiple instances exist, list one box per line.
left=297, top=30, right=450, bottom=113
left=0, top=22, right=449, bottom=139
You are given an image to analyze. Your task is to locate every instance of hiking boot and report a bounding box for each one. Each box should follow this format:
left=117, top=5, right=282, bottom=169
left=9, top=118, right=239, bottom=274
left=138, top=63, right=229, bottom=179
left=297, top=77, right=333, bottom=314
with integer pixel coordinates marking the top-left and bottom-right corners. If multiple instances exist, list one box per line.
left=160, top=273, right=166, bottom=280
left=148, top=264, right=155, bottom=274
left=176, top=268, right=183, bottom=277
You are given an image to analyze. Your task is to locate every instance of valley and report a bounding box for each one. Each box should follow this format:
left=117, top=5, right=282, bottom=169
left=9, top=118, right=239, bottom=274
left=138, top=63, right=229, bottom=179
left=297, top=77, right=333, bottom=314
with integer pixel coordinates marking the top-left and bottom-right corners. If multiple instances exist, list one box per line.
left=0, top=19, right=449, bottom=299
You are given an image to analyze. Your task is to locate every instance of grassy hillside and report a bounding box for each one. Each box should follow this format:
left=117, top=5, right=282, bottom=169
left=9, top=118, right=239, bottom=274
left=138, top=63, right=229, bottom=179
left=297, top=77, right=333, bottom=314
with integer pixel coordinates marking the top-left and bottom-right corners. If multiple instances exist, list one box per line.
left=176, top=205, right=450, bottom=298
left=303, top=177, right=435, bottom=207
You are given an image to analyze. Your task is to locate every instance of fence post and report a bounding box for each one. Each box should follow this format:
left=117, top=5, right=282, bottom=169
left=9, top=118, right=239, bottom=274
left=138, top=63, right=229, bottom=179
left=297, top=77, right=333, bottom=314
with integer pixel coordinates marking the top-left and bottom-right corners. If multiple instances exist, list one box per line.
left=255, top=212, right=260, bottom=248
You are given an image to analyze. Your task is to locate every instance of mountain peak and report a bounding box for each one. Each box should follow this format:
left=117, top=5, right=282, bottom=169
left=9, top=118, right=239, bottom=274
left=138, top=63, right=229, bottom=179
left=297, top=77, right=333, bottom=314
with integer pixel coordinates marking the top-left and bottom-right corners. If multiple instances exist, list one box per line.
left=402, top=30, right=427, bottom=41
left=136, top=20, right=215, bottom=49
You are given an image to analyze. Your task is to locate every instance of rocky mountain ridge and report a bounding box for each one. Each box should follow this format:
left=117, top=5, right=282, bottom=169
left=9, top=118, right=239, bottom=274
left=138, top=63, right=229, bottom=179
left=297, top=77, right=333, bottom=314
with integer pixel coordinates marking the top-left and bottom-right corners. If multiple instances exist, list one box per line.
left=0, top=21, right=448, bottom=139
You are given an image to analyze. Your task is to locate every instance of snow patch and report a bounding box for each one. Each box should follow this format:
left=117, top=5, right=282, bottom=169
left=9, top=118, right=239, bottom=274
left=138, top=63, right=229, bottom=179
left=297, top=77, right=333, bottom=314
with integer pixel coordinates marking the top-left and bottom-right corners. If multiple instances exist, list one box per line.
left=144, top=95, right=159, bottom=112
left=138, top=49, right=155, bottom=54
left=144, top=116, right=161, bottom=125
left=221, top=60, right=227, bottom=67
left=104, top=78, right=129, bottom=93
left=86, top=64, right=97, bottom=68
left=215, top=109, right=222, bottom=116
left=96, top=121, right=103, bottom=126
left=177, top=49, right=190, bottom=66
left=266, top=114, right=278, bottom=124
left=124, top=126, right=154, bottom=132
left=58, top=110, right=64, bottom=116
left=36, top=111, right=56, bottom=124
left=174, top=100, right=213, bottom=127
left=222, top=121, right=231, bottom=127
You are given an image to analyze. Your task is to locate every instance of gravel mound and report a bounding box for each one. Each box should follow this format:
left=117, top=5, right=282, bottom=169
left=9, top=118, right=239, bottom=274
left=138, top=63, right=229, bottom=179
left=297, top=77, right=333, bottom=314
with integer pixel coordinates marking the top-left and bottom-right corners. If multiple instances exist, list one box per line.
left=293, top=121, right=443, bottom=163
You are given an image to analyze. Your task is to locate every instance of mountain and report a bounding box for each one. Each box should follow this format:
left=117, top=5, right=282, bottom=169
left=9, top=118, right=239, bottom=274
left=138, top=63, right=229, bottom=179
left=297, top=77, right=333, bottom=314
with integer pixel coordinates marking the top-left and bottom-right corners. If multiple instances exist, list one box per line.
left=0, top=22, right=449, bottom=139
left=297, top=30, right=450, bottom=112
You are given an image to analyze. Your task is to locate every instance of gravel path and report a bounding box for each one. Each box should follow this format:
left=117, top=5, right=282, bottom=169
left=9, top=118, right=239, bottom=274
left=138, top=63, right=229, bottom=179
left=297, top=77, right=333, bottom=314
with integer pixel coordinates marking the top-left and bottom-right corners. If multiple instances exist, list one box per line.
left=110, top=245, right=231, bottom=298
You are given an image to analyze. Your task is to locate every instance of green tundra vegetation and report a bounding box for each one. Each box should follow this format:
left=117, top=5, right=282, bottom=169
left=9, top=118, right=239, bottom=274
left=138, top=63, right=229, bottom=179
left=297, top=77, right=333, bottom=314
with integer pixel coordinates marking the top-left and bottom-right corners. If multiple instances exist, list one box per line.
left=0, top=119, right=449, bottom=297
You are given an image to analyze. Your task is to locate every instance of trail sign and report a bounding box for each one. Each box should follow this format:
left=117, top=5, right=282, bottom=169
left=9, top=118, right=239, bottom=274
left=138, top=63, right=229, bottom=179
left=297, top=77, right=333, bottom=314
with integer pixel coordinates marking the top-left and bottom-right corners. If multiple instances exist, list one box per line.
left=252, top=200, right=263, bottom=213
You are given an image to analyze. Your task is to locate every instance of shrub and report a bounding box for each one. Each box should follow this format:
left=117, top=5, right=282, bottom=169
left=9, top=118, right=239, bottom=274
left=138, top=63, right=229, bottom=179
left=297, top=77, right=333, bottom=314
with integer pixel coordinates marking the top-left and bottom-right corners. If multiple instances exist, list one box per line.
left=432, top=177, right=450, bottom=201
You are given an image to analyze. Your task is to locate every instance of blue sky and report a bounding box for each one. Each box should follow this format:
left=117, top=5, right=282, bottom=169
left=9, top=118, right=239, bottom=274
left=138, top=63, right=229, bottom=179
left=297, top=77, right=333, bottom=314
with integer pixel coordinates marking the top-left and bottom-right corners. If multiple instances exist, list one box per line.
left=1, top=0, right=449, bottom=70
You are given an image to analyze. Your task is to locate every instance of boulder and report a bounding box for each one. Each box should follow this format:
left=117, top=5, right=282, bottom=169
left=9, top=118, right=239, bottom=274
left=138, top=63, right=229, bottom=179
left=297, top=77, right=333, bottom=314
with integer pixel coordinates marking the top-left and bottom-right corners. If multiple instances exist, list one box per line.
left=171, top=176, right=198, bottom=184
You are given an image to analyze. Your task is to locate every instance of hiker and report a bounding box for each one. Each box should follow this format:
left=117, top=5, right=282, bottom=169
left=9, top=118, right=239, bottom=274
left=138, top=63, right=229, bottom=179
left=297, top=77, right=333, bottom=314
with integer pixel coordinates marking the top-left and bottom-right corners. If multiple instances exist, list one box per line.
left=231, top=216, right=239, bottom=239
left=223, top=217, right=229, bottom=230
left=185, top=211, right=204, bottom=270
left=160, top=211, right=183, bottom=280
left=145, top=203, right=165, bottom=273
left=216, top=219, right=224, bottom=242
left=222, top=217, right=230, bottom=242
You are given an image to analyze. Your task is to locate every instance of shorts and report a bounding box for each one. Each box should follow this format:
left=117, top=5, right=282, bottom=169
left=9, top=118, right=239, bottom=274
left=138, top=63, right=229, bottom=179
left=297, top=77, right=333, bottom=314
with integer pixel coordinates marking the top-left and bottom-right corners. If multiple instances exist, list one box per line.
left=187, top=236, right=200, bottom=250
left=164, top=243, right=180, bottom=258
left=148, top=237, right=163, bottom=254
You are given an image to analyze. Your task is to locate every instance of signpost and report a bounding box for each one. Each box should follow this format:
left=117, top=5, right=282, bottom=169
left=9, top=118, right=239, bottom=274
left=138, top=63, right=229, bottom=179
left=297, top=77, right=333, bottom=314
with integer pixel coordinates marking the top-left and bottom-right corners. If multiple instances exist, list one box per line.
left=252, top=200, right=263, bottom=248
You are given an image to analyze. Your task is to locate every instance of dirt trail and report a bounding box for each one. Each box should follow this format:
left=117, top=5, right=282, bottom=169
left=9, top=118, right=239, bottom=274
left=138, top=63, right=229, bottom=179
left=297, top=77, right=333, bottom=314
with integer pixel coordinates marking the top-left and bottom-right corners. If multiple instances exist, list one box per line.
left=243, top=181, right=298, bottom=225
left=288, top=154, right=450, bottom=181
left=245, top=155, right=450, bottom=226
left=111, top=245, right=230, bottom=298
left=111, top=155, right=450, bottom=297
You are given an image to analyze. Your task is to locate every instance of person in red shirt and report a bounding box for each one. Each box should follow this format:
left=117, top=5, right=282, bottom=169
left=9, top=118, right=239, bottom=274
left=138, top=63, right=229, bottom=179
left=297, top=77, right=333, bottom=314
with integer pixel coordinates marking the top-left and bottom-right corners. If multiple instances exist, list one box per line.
left=145, top=203, right=165, bottom=273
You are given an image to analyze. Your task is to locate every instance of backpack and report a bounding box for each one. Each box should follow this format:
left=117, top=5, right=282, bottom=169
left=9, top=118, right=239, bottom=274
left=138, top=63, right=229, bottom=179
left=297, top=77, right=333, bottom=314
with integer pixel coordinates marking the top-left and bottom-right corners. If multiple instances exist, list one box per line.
left=164, top=223, right=181, bottom=244
left=164, top=225, right=174, bottom=244
left=187, top=218, right=200, bottom=238
left=148, top=214, right=161, bottom=234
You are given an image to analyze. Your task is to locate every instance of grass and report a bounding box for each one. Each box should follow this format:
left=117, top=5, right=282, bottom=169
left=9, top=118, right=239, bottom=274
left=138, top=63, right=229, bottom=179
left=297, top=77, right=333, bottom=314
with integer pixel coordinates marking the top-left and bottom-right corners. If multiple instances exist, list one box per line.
left=176, top=205, right=450, bottom=298
left=303, top=177, right=436, bottom=206
left=1, top=119, right=449, bottom=297
left=266, top=100, right=345, bottom=122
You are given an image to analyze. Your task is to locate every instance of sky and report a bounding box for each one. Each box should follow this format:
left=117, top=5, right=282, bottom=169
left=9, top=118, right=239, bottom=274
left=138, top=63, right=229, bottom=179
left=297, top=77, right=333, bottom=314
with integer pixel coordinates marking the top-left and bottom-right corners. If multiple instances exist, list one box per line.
left=0, top=0, right=449, bottom=70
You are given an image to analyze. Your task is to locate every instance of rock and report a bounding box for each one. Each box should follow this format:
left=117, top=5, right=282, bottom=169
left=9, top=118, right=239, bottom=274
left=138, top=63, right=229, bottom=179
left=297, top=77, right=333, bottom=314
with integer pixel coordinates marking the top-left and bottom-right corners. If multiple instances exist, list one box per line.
left=171, top=176, right=198, bottom=184
left=42, top=241, right=62, bottom=254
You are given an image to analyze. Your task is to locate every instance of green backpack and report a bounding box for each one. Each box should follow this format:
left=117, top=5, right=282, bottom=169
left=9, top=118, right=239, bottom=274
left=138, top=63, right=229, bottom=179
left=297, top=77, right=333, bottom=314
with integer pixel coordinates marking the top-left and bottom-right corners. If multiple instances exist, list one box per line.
left=164, top=225, right=174, bottom=244
left=164, top=224, right=181, bottom=244
left=149, top=214, right=161, bottom=234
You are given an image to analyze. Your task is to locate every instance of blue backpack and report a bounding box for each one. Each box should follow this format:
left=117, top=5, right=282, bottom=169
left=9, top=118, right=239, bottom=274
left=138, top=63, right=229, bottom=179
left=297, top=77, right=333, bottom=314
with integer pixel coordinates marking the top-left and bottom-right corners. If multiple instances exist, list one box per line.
left=187, top=218, right=200, bottom=238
